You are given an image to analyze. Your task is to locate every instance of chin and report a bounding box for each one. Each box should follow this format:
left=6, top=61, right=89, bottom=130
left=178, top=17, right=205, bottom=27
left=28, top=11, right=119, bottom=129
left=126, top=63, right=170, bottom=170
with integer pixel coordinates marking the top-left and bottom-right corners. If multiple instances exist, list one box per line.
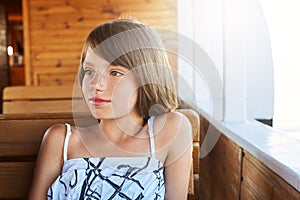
left=90, top=111, right=111, bottom=120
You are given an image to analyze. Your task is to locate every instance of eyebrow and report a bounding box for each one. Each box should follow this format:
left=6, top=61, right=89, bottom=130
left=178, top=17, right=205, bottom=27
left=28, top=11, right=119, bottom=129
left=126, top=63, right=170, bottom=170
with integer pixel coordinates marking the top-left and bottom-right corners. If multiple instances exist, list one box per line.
left=82, top=61, right=94, bottom=67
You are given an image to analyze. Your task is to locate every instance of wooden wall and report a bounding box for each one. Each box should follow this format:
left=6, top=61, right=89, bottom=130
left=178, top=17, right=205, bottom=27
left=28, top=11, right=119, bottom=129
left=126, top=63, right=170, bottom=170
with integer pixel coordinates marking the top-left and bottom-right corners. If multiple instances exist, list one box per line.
left=0, top=4, right=9, bottom=113
left=199, top=116, right=242, bottom=199
left=241, top=152, right=300, bottom=200
left=199, top=116, right=300, bottom=200
left=22, top=0, right=177, bottom=86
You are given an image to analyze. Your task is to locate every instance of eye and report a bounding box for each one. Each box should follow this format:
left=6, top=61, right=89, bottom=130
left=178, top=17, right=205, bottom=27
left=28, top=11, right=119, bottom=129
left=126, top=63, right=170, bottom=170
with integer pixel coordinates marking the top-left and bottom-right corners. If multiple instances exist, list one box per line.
left=111, top=70, right=123, bottom=77
left=83, top=69, right=93, bottom=75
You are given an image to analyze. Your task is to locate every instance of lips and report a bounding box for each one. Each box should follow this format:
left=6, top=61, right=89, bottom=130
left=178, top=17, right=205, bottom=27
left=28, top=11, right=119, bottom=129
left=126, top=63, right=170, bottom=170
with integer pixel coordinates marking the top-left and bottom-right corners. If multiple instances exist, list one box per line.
left=89, top=97, right=111, bottom=106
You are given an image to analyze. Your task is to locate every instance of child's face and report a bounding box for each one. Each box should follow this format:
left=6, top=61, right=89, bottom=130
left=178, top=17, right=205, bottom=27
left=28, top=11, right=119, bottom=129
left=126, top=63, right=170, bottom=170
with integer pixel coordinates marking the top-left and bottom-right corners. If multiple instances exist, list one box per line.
left=82, top=47, right=139, bottom=119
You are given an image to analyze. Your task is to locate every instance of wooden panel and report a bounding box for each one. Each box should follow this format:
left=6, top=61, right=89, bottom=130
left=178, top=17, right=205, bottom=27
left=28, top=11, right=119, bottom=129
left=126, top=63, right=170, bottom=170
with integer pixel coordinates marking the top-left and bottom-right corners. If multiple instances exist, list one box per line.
left=0, top=4, right=8, bottom=69
left=0, top=5, right=9, bottom=113
left=0, top=113, right=94, bottom=157
left=2, top=85, right=87, bottom=114
left=241, top=152, right=300, bottom=200
left=23, top=0, right=177, bottom=86
left=193, top=143, right=199, bottom=174
left=35, top=71, right=78, bottom=86
left=9, top=66, right=25, bottom=85
left=0, top=112, right=95, bottom=199
left=3, top=99, right=87, bottom=115
left=22, top=0, right=31, bottom=85
left=0, top=162, right=35, bottom=199
left=0, top=69, right=9, bottom=114
left=3, top=85, right=77, bottom=100
left=199, top=116, right=243, bottom=200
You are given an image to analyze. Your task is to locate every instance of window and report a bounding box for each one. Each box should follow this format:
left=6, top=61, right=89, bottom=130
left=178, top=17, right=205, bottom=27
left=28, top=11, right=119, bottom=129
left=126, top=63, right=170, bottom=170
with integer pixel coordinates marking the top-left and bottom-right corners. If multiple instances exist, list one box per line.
left=259, top=0, right=300, bottom=140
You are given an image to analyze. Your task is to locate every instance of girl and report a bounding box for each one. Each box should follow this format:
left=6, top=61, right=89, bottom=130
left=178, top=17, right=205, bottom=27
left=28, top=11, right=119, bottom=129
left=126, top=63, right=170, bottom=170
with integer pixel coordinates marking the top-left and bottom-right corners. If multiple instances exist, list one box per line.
left=29, top=19, right=192, bottom=200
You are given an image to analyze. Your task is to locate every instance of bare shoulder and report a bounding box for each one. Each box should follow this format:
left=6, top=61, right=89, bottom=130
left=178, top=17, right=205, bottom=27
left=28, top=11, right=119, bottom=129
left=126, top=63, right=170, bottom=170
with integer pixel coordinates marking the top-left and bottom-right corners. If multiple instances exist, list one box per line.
left=154, top=111, right=192, bottom=137
left=153, top=112, right=192, bottom=151
left=153, top=112, right=193, bottom=164
left=42, top=124, right=67, bottom=145
left=28, top=124, right=67, bottom=199
left=39, top=124, right=68, bottom=161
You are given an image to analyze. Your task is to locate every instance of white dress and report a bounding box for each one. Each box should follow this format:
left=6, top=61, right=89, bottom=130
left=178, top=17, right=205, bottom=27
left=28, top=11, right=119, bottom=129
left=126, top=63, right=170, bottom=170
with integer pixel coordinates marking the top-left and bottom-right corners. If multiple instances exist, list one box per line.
left=47, top=116, right=165, bottom=200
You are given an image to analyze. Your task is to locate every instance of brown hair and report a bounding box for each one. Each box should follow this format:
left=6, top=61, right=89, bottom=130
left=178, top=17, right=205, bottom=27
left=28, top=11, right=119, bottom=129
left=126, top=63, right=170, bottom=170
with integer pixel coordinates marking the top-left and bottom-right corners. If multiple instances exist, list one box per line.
left=79, top=19, right=178, bottom=119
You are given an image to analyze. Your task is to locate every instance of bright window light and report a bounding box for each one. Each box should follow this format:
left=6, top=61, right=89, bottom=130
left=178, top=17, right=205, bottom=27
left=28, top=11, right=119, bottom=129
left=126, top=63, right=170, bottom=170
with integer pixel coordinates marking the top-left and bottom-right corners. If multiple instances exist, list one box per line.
left=7, top=46, right=13, bottom=56
left=259, top=0, right=300, bottom=137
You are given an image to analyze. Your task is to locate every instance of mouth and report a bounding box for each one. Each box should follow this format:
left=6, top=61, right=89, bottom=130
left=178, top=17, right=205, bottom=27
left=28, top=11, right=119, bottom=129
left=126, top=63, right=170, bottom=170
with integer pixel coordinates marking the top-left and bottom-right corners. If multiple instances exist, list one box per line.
left=89, top=97, right=111, bottom=106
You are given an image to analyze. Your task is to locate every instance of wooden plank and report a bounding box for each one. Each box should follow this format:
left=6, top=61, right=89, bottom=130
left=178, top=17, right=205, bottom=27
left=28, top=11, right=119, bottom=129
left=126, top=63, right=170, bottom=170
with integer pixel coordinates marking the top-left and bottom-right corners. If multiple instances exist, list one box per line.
left=28, top=0, right=108, bottom=9
left=30, top=29, right=90, bottom=38
left=32, top=67, right=78, bottom=75
left=3, top=99, right=87, bottom=114
left=3, top=85, right=78, bottom=100
left=0, top=119, right=60, bottom=157
left=32, top=50, right=82, bottom=60
left=0, top=113, right=95, bottom=157
left=0, top=162, right=35, bottom=199
left=30, top=33, right=87, bottom=44
left=29, top=2, right=175, bottom=15
left=22, top=0, right=31, bottom=85
left=199, top=116, right=242, bottom=200
left=32, top=67, right=78, bottom=85
left=35, top=73, right=77, bottom=86
left=188, top=160, right=194, bottom=195
left=192, top=143, right=199, bottom=174
left=241, top=152, right=300, bottom=200
left=31, top=43, right=83, bottom=52
left=30, top=57, right=81, bottom=67
left=9, top=66, right=25, bottom=86
left=2, top=85, right=87, bottom=113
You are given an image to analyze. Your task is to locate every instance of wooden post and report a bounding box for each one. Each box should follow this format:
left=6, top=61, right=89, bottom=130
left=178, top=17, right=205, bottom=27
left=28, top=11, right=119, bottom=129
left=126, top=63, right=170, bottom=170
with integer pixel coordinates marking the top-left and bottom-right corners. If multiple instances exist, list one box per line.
left=0, top=3, right=9, bottom=113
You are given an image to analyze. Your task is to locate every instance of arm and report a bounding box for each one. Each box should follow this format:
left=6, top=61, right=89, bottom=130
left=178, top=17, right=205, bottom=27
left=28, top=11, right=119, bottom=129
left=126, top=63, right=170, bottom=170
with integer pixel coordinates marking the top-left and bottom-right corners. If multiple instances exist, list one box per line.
left=163, top=113, right=193, bottom=200
left=28, top=124, right=66, bottom=200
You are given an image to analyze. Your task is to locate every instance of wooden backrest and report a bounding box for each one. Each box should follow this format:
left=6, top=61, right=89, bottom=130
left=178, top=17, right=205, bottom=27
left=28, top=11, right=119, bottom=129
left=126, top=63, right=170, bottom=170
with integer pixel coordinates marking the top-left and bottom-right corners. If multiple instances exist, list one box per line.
left=2, top=85, right=85, bottom=114
left=177, top=109, right=200, bottom=198
left=0, top=109, right=199, bottom=199
left=0, top=113, right=94, bottom=199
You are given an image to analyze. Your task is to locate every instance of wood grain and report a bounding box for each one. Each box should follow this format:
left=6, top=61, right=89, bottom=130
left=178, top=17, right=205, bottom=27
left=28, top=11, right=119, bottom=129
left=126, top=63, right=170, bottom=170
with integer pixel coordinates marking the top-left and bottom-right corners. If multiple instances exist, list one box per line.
left=241, top=152, right=300, bottom=200
left=199, top=116, right=243, bottom=200
left=23, top=0, right=177, bottom=85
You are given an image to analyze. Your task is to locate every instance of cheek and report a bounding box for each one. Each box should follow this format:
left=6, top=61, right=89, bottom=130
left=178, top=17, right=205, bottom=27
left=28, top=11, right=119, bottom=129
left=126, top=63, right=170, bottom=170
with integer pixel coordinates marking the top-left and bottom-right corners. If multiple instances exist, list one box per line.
left=111, top=78, right=139, bottom=115
left=81, top=77, right=94, bottom=103
left=81, top=78, right=88, bottom=95
left=113, top=79, right=138, bottom=101
left=128, top=89, right=138, bottom=106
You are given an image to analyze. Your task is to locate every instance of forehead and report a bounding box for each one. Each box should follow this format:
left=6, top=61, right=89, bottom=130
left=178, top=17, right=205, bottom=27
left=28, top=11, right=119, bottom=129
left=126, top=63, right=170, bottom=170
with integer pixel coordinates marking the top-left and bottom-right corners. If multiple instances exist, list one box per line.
left=83, top=47, right=110, bottom=67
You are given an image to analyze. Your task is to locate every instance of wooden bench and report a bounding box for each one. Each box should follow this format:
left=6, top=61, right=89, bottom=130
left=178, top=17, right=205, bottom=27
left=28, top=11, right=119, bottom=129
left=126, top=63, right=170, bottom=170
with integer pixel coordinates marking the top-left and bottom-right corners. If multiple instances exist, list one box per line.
left=2, top=85, right=86, bottom=114
left=0, top=109, right=199, bottom=199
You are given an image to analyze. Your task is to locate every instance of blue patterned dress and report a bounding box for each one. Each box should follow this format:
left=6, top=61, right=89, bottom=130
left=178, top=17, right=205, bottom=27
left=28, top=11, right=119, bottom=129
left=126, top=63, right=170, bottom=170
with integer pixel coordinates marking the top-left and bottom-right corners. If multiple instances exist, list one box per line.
left=47, top=117, right=165, bottom=199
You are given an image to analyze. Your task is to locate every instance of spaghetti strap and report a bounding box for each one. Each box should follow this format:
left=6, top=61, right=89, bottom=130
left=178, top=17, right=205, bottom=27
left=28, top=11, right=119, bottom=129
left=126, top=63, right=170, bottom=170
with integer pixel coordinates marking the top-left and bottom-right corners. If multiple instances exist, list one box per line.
left=148, top=116, right=156, bottom=158
left=63, top=123, right=72, bottom=162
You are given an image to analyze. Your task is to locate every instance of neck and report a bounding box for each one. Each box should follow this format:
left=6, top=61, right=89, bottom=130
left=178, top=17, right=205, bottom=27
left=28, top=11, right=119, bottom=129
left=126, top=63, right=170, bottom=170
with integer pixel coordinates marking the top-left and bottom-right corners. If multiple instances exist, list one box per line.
left=99, top=113, right=145, bottom=143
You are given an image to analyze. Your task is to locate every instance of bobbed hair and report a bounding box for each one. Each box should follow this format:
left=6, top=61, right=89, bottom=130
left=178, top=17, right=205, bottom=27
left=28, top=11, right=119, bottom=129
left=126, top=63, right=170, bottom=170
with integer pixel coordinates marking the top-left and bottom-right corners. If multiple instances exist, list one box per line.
left=79, top=19, right=178, bottom=119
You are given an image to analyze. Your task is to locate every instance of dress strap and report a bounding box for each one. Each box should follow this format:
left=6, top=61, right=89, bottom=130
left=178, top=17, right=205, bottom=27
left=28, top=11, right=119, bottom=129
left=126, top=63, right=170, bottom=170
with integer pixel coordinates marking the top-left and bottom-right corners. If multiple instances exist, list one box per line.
left=63, top=123, right=72, bottom=162
left=148, top=116, right=156, bottom=158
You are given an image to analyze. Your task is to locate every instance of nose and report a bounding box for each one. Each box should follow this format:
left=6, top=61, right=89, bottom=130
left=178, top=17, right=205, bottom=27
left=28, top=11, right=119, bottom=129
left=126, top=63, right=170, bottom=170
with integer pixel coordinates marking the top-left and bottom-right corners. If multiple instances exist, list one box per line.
left=90, top=73, right=109, bottom=91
